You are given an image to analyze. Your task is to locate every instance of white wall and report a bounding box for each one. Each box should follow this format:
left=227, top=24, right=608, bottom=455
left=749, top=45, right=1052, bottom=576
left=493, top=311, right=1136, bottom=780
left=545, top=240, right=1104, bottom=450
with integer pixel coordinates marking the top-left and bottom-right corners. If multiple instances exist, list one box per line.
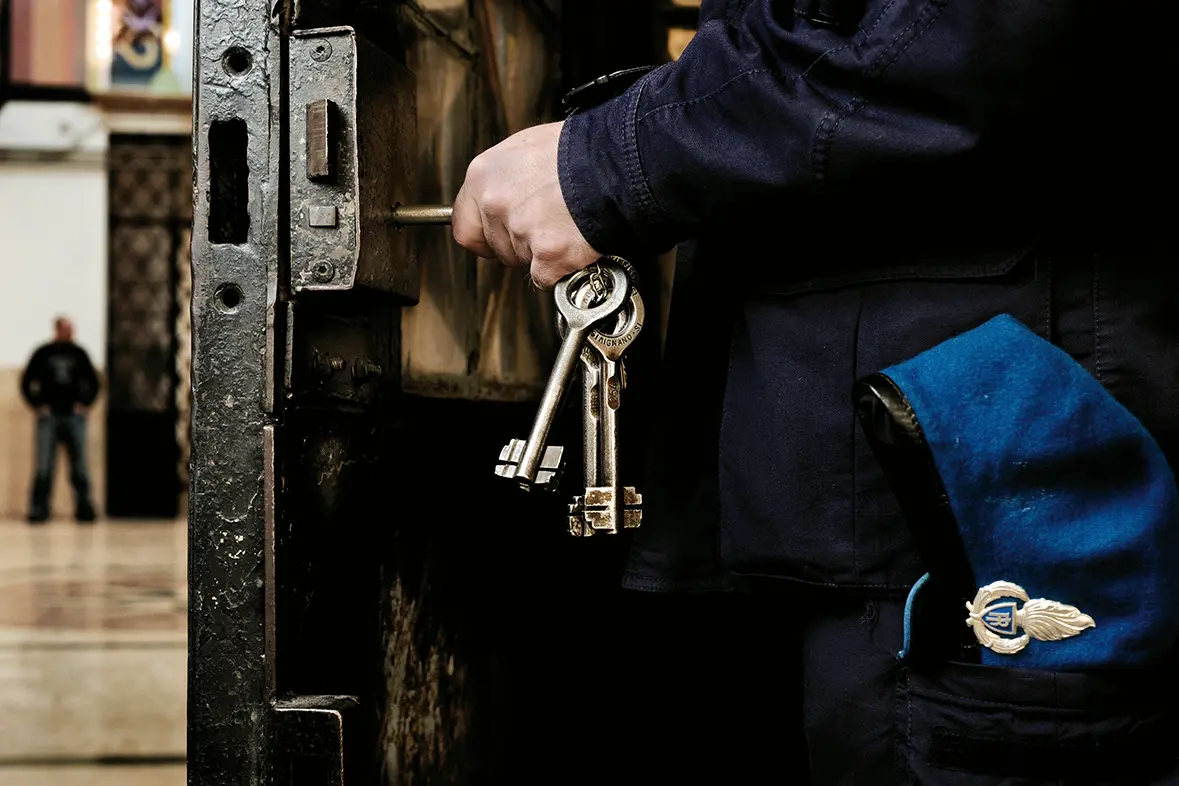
left=0, top=165, right=108, bottom=368
left=169, top=0, right=195, bottom=96
left=0, top=102, right=108, bottom=370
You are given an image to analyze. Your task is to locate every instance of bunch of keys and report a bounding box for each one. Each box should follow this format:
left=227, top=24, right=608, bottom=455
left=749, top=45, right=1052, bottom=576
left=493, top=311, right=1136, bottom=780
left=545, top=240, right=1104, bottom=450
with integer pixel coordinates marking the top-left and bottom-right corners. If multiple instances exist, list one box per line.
left=562, top=263, right=645, bottom=537
left=384, top=203, right=647, bottom=537
left=494, top=258, right=645, bottom=536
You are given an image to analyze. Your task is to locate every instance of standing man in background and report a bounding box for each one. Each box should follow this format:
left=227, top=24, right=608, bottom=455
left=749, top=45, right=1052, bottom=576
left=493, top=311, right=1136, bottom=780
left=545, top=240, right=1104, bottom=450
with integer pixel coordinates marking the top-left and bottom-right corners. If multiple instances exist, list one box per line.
left=20, top=316, right=99, bottom=524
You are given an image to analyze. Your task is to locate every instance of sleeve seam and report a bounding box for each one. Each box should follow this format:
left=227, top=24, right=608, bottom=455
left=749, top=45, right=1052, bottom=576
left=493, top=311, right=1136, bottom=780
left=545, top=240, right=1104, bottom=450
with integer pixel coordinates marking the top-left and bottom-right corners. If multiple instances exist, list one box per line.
left=621, top=67, right=670, bottom=233
left=558, top=120, right=597, bottom=243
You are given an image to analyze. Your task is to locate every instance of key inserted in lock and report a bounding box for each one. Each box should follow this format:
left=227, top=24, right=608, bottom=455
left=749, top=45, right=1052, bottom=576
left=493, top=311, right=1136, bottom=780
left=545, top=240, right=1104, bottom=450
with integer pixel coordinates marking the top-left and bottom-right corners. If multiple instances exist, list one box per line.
left=386, top=203, right=644, bottom=530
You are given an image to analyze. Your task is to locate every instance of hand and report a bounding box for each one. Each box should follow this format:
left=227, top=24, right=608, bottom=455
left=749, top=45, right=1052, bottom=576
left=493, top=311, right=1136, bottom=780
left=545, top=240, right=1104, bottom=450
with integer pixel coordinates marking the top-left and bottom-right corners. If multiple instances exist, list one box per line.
left=36, top=406, right=50, bottom=417
left=74, top=404, right=88, bottom=415
left=452, top=121, right=602, bottom=289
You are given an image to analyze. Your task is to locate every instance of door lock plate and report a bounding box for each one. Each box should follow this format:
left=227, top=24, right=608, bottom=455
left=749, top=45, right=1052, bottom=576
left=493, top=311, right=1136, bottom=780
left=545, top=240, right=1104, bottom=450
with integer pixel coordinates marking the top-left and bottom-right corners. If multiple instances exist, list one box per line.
left=290, top=27, right=420, bottom=301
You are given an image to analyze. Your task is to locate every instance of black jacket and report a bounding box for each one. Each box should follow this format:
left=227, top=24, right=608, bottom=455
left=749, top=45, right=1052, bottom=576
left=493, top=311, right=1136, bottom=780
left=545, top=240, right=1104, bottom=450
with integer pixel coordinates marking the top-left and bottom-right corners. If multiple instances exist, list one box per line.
left=21, top=341, right=100, bottom=415
left=556, top=0, right=1172, bottom=592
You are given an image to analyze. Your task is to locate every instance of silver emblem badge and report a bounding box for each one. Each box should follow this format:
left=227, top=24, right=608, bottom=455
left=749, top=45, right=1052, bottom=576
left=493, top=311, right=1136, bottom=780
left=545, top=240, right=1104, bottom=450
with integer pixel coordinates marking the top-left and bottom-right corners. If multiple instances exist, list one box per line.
left=965, top=580, right=1096, bottom=655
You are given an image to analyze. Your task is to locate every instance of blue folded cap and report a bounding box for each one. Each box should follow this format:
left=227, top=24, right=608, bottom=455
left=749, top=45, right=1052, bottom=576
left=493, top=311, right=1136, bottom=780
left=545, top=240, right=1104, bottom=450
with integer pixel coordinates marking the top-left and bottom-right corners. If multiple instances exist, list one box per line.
left=882, top=314, right=1179, bottom=670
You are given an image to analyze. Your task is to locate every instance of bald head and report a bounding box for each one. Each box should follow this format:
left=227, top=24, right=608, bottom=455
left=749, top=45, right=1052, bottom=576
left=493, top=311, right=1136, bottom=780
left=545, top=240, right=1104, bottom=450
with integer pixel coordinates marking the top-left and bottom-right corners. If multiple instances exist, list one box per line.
left=54, top=317, right=74, bottom=343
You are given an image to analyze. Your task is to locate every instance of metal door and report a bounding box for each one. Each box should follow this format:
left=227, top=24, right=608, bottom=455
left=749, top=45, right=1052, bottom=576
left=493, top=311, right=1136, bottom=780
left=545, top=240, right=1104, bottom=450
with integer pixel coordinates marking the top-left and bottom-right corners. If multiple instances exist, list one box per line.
left=188, top=3, right=728, bottom=785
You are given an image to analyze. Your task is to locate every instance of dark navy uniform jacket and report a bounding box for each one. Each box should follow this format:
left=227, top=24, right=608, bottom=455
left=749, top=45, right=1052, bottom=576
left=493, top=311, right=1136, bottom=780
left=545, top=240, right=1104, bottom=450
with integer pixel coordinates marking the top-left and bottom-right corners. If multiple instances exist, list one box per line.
left=557, top=0, right=1173, bottom=594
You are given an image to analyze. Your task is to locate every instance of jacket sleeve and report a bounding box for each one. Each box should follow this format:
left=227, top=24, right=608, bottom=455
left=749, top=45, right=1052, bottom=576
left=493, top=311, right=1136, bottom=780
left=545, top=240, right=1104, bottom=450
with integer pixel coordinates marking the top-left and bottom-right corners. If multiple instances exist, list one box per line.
left=77, top=349, right=100, bottom=406
left=20, top=348, right=44, bottom=408
left=557, top=0, right=1082, bottom=255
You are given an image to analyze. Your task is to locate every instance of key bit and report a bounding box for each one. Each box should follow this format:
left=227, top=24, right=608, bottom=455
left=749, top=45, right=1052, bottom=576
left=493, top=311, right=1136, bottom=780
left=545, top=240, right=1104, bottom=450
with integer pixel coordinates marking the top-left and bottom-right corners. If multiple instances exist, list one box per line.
left=496, top=438, right=564, bottom=487
left=622, top=486, right=643, bottom=528
left=567, top=486, right=641, bottom=536
left=568, top=496, right=592, bottom=538
left=581, top=486, right=643, bottom=534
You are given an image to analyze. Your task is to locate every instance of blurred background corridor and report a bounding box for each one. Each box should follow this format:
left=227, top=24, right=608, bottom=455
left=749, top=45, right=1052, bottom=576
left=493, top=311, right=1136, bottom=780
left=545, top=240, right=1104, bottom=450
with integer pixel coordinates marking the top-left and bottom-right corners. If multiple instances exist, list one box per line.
left=2, top=0, right=191, bottom=782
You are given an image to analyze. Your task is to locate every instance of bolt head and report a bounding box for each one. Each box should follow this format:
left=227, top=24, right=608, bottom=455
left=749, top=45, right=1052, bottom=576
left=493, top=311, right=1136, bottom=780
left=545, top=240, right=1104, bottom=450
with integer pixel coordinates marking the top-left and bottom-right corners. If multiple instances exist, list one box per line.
left=311, top=261, right=335, bottom=283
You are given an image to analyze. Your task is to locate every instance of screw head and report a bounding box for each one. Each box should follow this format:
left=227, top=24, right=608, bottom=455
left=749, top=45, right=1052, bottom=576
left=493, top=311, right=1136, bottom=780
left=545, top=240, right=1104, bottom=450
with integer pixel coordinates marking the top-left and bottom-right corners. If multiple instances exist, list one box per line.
left=311, top=41, right=332, bottom=61
left=311, top=261, right=335, bottom=283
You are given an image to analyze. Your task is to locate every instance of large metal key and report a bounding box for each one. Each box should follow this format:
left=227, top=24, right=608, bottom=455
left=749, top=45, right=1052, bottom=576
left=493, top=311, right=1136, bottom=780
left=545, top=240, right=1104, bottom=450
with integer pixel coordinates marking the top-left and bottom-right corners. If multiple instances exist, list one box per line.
left=581, top=287, right=645, bottom=534
left=565, top=287, right=628, bottom=534
left=495, top=264, right=629, bottom=489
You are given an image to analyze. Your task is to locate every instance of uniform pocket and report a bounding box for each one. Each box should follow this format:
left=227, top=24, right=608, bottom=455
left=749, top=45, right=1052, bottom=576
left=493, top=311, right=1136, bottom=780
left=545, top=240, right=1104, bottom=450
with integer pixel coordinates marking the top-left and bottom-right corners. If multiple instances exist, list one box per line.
left=898, top=660, right=1179, bottom=785
left=720, top=247, right=1053, bottom=589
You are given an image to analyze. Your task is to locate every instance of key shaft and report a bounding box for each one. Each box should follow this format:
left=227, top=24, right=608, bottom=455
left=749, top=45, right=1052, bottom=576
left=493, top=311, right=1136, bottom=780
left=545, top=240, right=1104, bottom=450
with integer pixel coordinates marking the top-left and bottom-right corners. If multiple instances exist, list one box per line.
left=391, top=203, right=453, bottom=227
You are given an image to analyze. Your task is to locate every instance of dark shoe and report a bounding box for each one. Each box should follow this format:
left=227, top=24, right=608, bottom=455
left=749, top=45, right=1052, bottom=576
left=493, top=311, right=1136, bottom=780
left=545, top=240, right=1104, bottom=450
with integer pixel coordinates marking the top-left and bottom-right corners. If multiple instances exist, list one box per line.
left=27, top=511, right=49, bottom=525
left=76, top=505, right=97, bottom=523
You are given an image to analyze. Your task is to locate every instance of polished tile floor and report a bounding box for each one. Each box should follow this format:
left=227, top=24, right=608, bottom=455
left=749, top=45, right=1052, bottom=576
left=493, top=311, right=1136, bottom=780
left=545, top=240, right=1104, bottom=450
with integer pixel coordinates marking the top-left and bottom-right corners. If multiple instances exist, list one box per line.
left=0, top=518, right=186, bottom=786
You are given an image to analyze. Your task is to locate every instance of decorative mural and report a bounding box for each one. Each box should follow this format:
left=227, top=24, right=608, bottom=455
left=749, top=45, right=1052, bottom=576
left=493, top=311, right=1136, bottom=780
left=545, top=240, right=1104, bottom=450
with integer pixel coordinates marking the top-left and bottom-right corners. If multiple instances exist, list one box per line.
left=112, top=0, right=165, bottom=85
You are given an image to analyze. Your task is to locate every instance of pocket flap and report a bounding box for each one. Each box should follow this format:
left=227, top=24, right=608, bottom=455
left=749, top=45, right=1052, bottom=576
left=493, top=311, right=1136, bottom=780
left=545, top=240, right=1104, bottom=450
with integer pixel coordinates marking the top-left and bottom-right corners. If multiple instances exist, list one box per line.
left=900, top=661, right=1179, bottom=784
left=749, top=246, right=1033, bottom=297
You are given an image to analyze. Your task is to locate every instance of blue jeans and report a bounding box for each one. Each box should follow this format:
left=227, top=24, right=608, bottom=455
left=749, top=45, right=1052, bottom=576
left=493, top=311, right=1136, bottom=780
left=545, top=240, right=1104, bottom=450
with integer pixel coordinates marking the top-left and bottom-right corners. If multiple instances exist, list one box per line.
left=29, top=412, right=94, bottom=518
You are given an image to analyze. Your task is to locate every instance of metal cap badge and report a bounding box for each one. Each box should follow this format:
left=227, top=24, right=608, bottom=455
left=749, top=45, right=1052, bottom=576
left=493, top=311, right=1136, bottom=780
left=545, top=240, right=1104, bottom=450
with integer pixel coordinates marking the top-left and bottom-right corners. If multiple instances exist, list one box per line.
left=966, top=580, right=1096, bottom=655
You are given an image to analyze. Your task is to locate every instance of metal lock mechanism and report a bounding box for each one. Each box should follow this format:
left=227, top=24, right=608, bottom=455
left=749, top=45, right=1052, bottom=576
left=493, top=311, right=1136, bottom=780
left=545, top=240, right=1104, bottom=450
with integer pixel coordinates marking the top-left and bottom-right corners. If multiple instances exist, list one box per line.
left=289, top=27, right=420, bottom=301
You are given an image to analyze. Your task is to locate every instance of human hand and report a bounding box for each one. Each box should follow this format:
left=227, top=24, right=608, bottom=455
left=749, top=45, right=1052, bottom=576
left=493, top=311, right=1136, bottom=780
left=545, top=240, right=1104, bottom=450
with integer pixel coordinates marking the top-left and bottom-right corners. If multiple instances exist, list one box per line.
left=452, top=121, right=602, bottom=289
left=36, top=406, right=50, bottom=417
left=74, top=404, right=88, bottom=415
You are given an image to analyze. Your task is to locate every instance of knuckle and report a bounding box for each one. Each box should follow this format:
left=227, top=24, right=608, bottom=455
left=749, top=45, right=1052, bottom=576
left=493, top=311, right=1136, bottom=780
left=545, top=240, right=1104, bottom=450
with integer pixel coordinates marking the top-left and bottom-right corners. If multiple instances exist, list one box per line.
left=450, top=218, right=480, bottom=248
left=528, top=235, right=567, bottom=264
left=451, top=224, right=473, bottom=248
left=481, top=189, right=508, bottom=216
left=465, top=154, right=488, bottom=182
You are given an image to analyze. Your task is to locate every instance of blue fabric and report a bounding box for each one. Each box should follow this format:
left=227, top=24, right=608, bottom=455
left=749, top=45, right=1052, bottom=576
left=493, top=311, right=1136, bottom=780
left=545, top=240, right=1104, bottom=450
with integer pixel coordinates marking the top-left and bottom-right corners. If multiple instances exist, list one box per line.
left=898, top=572, right=930, bottom=660
left=881, top=314, right=1179, bottom=669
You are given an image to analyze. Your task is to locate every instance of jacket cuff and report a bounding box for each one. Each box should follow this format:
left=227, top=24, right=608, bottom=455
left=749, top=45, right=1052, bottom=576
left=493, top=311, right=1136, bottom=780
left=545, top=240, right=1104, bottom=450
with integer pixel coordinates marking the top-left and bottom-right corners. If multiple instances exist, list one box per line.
left=558, top=68, right=673, bottom=257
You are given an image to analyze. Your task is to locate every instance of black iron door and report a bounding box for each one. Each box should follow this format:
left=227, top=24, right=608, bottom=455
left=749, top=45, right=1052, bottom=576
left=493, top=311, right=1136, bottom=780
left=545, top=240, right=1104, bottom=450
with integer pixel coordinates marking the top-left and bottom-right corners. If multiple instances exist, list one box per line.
left=106, top=134, right=191, bottom=518
left=188, top=3, right=796, bottom=786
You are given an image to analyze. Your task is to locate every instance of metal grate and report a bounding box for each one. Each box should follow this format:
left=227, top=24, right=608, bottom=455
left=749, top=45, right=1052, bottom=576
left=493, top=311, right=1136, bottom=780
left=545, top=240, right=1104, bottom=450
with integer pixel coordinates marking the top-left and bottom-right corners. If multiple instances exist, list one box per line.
left=106, top=134, right=191, bottom=517
left=107, top=137, right=190, bottom=413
